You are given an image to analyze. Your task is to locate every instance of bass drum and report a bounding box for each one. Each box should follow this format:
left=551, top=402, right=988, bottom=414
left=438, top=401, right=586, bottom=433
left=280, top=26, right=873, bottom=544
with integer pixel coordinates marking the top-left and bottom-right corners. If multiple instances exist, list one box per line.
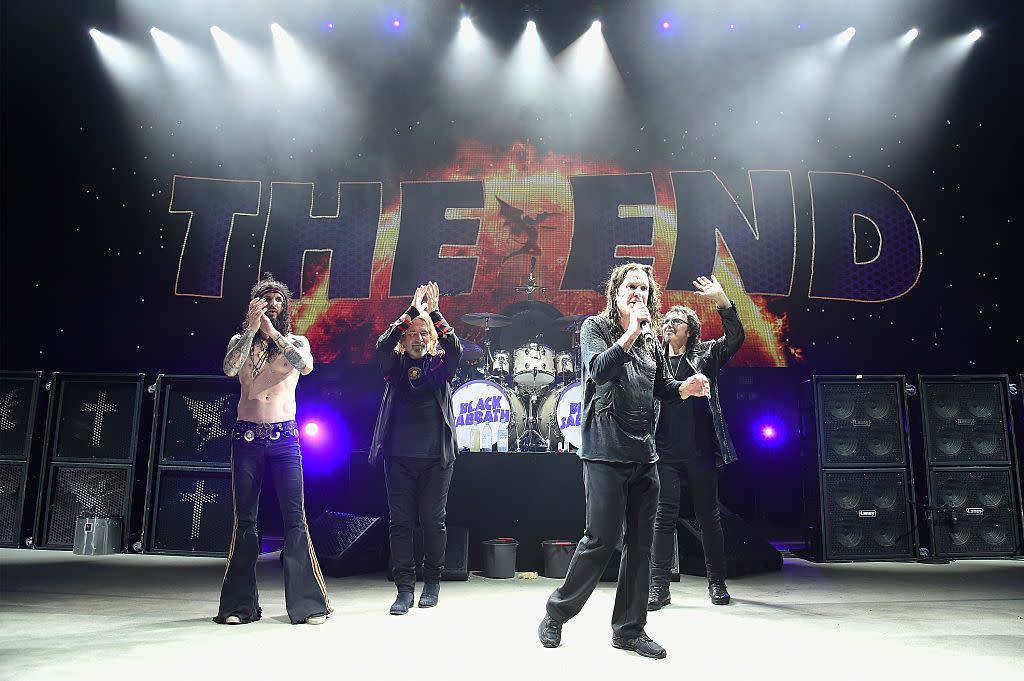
left=451, top=379, right=523, bottom=450
left=537, top=381, right=583, bottom=450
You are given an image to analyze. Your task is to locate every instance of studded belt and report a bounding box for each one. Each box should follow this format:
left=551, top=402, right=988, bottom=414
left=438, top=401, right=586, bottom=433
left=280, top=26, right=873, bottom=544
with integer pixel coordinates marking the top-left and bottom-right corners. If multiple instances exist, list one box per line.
left=233, top=420, right=299, bottom=442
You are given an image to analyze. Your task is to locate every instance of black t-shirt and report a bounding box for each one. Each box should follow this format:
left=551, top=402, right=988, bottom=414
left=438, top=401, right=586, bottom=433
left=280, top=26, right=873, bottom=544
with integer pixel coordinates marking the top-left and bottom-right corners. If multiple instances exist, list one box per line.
left=655, top=351, right=717, bottom=462
left=382, top=357, right=444, bottom=459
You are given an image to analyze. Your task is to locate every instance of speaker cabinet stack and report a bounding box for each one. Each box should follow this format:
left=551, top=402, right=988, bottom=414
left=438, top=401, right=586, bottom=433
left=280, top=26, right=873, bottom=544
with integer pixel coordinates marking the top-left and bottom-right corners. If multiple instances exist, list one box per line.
left=0, top=371, right=45, bottom=547
left=801, top=376, right=918, bottom=561
left=141, top=375, right=238, bottom=556
left=33, top=373, right=147, bottom=551
left=916, top=375, right=1021, bottom=558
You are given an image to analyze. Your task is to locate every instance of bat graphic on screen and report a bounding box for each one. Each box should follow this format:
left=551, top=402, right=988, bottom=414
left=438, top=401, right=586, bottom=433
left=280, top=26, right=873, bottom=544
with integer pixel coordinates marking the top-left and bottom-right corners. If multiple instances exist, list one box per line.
left=496, top=197, right=559, bottom=264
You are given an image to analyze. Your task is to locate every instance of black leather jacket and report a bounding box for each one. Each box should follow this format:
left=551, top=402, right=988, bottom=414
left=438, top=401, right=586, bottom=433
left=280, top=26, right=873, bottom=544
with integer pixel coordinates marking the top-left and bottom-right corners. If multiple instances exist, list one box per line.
left=660, top=302, right=745, bottom=465
left=578, top=315, right=683, bottom=464
left=369, top=310, right=462, bottom=467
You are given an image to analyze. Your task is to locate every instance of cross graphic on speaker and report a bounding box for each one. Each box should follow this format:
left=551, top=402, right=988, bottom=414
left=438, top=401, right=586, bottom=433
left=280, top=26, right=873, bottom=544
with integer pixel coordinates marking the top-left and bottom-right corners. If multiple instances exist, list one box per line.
left=181, top=479, right=218, bottom=539
left=81, top=390, right=117, bottom=446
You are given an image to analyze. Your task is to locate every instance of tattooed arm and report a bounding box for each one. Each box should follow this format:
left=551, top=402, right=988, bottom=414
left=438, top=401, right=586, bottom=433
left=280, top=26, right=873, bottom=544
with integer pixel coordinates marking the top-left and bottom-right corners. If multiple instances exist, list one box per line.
left=273, top=333, right=314, bottom=375
left=224, top=297, right=266, bottom=376
left=223, top=330, right=257, bottom=377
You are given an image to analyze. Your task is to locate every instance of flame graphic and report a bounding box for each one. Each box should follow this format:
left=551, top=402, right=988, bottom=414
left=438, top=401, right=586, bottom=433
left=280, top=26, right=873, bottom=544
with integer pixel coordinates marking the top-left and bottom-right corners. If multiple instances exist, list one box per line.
left=294, top=141, right=800, bottom=366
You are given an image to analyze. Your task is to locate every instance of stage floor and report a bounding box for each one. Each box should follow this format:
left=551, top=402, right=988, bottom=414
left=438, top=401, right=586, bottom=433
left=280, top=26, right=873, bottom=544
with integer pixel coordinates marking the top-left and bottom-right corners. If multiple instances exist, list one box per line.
left=1, top=548, right=1022, bottom=680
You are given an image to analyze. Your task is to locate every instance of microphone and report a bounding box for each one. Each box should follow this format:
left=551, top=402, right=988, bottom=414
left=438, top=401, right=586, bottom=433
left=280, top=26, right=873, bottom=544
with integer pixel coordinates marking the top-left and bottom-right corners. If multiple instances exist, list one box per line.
left=632, top=301, right=654, bottom=343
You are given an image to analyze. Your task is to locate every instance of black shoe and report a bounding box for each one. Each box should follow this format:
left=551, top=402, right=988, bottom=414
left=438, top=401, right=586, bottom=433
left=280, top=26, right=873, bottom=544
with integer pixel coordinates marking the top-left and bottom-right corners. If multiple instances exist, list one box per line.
left=390, top=591, right=414, bottom=615
left=538, top=615, right=563, bottom=648
left=709, top=580, right=731, bottom=605
left=647, top=584, right=671, bottom=611
left=611, top=632, right=667, bottom=659
left=418, top=581, right=440, bottom=608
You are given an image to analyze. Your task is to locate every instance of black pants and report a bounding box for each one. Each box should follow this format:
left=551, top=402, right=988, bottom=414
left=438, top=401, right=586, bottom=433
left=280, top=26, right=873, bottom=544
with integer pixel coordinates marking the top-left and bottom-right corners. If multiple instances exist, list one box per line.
left=215, top=433, right=332, bottom=624
left=652, top=456, right=726, bottom=584
left=546, top=460, right=659, bottom=639
left=384, top=456, right=454, bottom=591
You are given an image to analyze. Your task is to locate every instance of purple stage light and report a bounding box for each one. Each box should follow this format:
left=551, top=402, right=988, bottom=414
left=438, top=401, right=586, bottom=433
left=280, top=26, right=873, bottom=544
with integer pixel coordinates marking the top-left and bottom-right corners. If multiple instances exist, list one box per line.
left=389, top=17, right=402, bottom=31
left=753, top=418, right=785, bottom=447
left=304, top=422, right=320, bottom=437
left=796, top=23, right=805, bottom=30
left=729, top=23, right=736, bottom=31
left=326, top=21, right=334, bottom=30
left=661, top=20, right=671, bottom=30
left=761, top=425, right=777, bottom=440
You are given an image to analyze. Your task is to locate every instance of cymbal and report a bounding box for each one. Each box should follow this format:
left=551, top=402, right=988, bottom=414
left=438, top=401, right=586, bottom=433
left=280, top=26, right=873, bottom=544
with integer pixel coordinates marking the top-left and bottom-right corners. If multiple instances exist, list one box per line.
left=460, top=312, right=512, bottom=328
left=461, top=341, right=484, bottom=363
left=554, top=314, right=589, bottom=329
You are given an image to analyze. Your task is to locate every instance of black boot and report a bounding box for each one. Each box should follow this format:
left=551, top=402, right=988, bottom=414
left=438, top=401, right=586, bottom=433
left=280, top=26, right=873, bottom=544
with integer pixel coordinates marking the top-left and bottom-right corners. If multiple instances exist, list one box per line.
left=538, top=615, right=563, bottom=648
left=418, top=581, right=440, bottom=608
left=708, top=579, right=731, bottom=605
left=647, top=583, right=671, bottom=611
left=390, top=590, right=414, bottom=615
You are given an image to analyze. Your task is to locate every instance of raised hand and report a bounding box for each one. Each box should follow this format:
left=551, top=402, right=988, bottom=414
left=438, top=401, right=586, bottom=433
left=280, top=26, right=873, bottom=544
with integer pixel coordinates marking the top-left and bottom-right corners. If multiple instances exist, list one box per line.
left=424, top=281, right=440, bottom=313
left=259, top=312, right=277, bottom=339
left=246, top=298, right=268, bottom=332
left=410, top=285, right=427, bottom=316
left=693, top=274, right=729, bottom=307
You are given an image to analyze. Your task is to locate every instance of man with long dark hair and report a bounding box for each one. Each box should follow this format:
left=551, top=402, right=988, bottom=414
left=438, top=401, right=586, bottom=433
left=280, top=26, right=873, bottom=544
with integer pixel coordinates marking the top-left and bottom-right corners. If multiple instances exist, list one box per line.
left=647, top=275, right=745, bottom=611
left=215, top=273, right=331, bottom=626
left=370, top=282, right=462, bottom=615
left=538, top=263, right=702, bottom=659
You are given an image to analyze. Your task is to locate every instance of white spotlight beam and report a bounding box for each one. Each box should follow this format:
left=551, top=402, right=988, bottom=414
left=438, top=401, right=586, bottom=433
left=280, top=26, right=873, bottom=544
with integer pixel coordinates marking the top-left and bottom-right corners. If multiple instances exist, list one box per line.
left=89, top=28, right=152, bottom=87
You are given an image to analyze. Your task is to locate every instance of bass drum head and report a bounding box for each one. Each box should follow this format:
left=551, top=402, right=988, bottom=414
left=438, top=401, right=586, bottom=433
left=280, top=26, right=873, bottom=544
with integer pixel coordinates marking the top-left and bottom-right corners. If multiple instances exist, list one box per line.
left=554, top=381, right=583, bottom=449
left=451, top=380, right=522, bottom=450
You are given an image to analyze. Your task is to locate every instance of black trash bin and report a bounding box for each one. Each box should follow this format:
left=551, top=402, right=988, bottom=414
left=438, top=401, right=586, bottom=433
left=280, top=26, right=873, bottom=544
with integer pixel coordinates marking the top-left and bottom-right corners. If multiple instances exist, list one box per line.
left=482, top=537, right=519, bottom=578
left=541, top=540, right=576, bottom=579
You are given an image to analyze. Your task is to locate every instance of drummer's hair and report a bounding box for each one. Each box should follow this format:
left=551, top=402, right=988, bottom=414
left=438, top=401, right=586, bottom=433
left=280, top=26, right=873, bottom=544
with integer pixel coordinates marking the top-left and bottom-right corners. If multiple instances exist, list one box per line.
left=602, top=263, right=663, bottom=332
left=662, top=304, right=701, bottom=354
left=395, top=310, right=439, bottom=355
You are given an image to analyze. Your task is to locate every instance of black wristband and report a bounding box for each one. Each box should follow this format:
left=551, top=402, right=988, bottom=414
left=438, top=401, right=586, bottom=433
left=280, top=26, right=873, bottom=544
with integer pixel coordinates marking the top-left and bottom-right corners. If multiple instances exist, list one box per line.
left=404, top=305, right=420, bottom=320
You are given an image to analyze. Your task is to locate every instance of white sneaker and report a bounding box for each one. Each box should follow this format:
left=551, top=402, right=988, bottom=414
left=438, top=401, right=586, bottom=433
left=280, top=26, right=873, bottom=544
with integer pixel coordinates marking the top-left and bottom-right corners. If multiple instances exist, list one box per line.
left=225, top=615, right=241, bottom=625
left=305, top=614, right=327, bottom=625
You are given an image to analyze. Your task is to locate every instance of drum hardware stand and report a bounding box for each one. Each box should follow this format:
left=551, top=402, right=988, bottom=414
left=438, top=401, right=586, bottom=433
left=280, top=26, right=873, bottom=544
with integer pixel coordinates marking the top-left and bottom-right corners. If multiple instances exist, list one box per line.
left=516, top=386, right=550, bottom=452
left=513, top=256, right=548, bottom=302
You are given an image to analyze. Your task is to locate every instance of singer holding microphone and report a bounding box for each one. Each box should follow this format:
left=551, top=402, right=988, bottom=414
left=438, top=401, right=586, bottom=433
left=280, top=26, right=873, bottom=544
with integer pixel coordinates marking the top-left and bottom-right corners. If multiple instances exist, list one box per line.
left=538, top=263, right=692, bottom=659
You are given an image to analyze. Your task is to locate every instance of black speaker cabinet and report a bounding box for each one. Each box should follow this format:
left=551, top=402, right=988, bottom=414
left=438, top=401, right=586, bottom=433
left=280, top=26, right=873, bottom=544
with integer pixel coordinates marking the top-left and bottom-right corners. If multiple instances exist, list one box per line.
left=0, top=371, right=44, bottom=547
left=801, top=376, right=918, bottom=561
left=917, top=376, right=1021, bottom=558
left=34, top=373, right=146, bottom=551
left=919, top=375, right=1014, bottom=467
left=309, top=510, right=386, bottom=577
left=142, top=375, right=238, bottom=556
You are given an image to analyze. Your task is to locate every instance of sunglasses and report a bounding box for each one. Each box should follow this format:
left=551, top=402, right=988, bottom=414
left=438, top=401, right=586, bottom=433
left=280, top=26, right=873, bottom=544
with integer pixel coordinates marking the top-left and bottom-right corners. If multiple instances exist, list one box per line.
left=662, top=317, right=687, bottom=327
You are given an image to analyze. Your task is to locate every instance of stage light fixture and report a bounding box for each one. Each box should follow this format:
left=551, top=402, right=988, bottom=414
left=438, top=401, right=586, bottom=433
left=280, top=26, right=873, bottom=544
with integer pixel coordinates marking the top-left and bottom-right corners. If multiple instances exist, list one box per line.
left=797, top=23, right=805, bottom=30
left=904, top=28, right=919, bottom=42
left=304, top=422, right=320, bottom=437
left=967, top=28, right=982, bottom=42
left=839, top=27, right=856, bottom=45
left=527, top=20, right=537, bottom=32
left=592, top=20, right=602, bottom=31
left=326, top=21, right=334, bottom=31
left=729, top=23, right=737, bottom=31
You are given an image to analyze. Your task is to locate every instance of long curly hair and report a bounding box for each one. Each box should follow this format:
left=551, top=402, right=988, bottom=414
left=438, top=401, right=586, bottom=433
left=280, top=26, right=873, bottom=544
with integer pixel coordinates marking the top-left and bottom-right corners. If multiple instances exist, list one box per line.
left=243, top=273, right=293, bottom=361
left=393, top=310, right=439, bottom=356
left=601, top=263, right=663, bottom=335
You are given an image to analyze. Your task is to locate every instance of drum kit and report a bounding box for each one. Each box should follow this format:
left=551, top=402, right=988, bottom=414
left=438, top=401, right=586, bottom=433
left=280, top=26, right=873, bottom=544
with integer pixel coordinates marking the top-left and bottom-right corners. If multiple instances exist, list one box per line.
left=452, top=311, right=588, bottom=452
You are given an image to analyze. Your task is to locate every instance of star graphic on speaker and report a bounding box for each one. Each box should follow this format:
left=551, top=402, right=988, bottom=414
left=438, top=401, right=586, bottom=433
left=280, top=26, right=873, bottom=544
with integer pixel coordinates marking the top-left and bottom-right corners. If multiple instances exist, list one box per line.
left=0, top=387, right=25, bottom=431
left=71, top=478, right=114, bottom=514
left=182, top=395, right=232, bottom=448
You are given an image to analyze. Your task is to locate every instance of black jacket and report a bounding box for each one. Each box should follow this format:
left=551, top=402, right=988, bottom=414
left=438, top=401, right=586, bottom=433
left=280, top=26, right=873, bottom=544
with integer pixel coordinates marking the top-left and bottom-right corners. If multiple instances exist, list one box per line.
left=578, top=315, right=683, bottom=464
left=369, top=310, right=462, bottom=467
left=659, top=302, right=745, bottom=465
